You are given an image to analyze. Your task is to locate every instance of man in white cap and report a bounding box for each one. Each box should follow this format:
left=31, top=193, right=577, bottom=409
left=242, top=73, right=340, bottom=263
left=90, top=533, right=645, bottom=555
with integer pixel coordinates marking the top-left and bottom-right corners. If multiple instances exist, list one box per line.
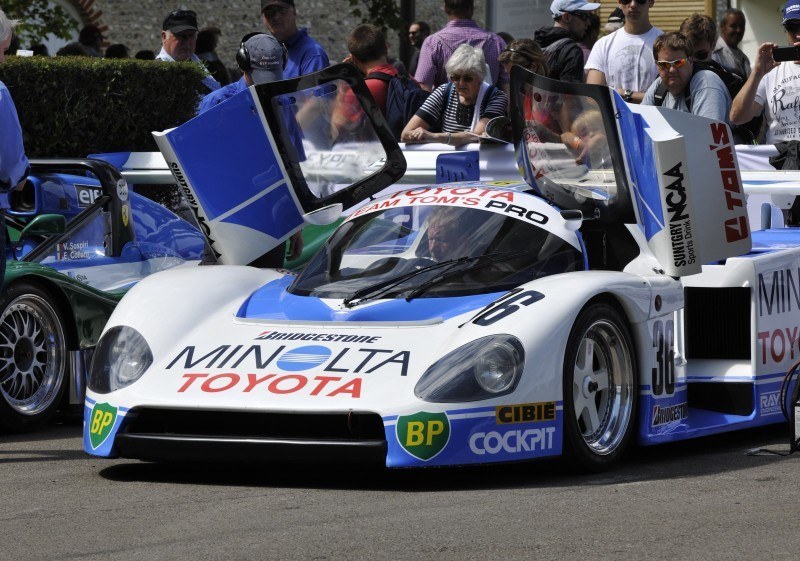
left=534, top=0, right=600, bottom=83
left=586, top=0, right=662, bottom=103
left=198, top=32, right=284, bottom=114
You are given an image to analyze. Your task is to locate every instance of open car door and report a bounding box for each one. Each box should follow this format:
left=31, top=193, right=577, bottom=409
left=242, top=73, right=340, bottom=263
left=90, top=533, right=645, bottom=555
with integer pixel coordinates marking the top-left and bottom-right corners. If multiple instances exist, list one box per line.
left=154, top=63, right=405, bottom=265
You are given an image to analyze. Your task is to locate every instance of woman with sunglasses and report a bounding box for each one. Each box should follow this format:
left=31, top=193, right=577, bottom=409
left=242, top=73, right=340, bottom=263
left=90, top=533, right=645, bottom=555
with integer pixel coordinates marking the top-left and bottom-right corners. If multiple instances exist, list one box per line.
left=586, top=0, right=662, bottom=104
left=401, top=44, right=508, bottom=147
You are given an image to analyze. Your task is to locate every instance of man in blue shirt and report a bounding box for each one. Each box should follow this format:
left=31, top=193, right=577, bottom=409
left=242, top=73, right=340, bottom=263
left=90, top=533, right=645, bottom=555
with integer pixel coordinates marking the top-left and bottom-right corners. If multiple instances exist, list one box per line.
left=198, top=32, right=284, bottom=114
left=0, top=9, right=30, bottom=295
left=260, top=0, right=329, bottom=78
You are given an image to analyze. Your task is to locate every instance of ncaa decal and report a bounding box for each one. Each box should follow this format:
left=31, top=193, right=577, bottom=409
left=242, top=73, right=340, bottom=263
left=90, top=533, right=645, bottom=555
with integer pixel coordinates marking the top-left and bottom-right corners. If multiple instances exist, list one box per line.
left=89, top=402, right=118, bottom=449
left=396, top=411, right=450, bottom=461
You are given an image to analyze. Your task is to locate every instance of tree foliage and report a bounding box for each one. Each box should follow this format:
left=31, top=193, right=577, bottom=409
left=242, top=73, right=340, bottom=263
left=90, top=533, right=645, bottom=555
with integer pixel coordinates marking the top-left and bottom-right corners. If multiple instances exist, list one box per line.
left=0, top=0, right=78, bottom=45
left=347, top=0, right=405, bottom=36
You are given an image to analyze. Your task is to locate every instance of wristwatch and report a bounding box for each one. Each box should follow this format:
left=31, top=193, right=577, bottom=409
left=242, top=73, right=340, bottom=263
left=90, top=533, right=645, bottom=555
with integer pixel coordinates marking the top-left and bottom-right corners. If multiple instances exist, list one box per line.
left=623, top=89, right=633, bottom=102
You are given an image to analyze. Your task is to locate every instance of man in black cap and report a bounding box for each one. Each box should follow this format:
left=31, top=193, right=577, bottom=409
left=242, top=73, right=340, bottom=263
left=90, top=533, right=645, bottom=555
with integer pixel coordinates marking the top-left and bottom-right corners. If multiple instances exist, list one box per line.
left=260, top=0, right=329, bottom=78
left=156, top=9, right=220, bottom=92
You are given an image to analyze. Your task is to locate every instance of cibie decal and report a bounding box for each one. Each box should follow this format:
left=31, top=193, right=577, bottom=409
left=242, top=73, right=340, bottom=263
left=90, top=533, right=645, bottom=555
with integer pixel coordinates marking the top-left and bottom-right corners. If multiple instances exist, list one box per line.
left=276, top=345, right=332, bottom=371
left=495, top=402, right=556, bottom=424
left=89, top=402, right=118, bottom=449
left=396, top=411, right=450, bottom=461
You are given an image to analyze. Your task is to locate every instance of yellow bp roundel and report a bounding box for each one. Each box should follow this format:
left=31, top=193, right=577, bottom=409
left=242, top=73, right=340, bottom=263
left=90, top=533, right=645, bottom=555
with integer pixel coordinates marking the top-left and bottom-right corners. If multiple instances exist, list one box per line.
left=396, top=412, right=450, bottom=461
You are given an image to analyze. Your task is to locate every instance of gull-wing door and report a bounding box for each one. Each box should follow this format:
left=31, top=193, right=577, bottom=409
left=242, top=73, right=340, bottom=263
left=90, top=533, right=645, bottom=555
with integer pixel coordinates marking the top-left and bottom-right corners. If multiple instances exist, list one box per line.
left=508, top=65, right=750, bottom=277
left=154, top=63, right=405, bottom=265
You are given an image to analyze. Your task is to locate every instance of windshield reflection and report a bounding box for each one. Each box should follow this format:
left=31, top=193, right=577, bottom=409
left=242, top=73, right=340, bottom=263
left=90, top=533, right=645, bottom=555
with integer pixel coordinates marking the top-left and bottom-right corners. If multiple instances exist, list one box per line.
left=272, top=80, right=388, bottom=199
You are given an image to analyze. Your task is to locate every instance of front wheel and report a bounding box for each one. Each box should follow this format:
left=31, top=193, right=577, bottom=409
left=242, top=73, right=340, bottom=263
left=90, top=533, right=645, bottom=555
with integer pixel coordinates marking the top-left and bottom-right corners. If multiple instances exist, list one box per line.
left=562, top=303, right=637, bottom=472
left=0, top=283, right=69, bottom=432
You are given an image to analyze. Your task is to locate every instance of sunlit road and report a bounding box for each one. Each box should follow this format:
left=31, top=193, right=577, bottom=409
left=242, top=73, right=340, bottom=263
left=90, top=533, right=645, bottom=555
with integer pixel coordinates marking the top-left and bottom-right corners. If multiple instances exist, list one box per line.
left=1, top=419, right=799, bottom=561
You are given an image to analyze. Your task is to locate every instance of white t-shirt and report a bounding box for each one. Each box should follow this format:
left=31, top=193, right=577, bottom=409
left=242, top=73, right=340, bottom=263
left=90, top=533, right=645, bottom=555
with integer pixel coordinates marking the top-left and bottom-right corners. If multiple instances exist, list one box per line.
left=755, top=62, right=800, bottom=144
left=585, top=26, right=663, bottom=92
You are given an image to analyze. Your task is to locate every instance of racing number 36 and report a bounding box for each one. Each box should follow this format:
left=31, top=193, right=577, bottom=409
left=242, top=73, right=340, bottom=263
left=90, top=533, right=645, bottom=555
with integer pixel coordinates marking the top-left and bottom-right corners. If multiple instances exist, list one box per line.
left=652, top=319, right=675, bottom=396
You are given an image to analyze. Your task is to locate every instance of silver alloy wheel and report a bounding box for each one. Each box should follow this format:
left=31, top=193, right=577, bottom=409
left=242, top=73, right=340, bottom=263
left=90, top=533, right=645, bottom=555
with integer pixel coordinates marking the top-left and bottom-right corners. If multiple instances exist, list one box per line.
left=571, top=318, right=634, bottom=456
left=0, top=294, right=66, bottom=417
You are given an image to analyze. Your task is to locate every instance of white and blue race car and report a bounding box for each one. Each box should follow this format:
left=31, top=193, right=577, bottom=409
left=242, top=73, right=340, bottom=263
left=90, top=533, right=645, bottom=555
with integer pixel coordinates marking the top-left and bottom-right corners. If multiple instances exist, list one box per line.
left=83, top=64, right=798, bottom=471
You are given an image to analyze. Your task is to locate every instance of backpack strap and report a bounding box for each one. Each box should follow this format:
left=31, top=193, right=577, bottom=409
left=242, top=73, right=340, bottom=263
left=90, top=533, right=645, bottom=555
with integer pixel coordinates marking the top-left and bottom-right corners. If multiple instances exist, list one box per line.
left=366, top=70, right=394, bottom=82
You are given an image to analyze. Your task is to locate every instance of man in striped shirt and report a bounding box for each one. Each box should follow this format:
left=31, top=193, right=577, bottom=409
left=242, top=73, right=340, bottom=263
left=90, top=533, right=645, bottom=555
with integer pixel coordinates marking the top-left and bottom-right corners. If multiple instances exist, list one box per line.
left=414, top=0, right=508, bottom=92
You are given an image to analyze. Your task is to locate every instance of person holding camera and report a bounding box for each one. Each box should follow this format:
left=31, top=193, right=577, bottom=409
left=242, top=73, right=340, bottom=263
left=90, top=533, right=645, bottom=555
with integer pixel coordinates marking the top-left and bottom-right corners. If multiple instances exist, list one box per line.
left=730, top=0, right=800, bottom=144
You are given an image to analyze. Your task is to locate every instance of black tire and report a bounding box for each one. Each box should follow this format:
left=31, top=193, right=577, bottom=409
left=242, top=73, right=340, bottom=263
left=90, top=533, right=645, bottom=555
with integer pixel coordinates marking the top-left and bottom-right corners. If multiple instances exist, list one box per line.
left=562, top=302, right=637, bottom=472
left=0, top=283, right=69, bottom=432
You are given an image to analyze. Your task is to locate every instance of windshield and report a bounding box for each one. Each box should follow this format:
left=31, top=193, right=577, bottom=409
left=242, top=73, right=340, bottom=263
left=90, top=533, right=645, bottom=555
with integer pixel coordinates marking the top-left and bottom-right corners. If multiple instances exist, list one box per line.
left=290, top=199, right=583, bottom=301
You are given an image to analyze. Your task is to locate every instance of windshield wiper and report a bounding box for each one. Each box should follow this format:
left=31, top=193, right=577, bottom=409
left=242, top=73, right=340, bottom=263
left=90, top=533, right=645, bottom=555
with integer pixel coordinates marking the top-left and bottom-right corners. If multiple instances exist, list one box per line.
left=404, top=250, right=533, bottom=302
left=342, top=256, right=475, bottom=308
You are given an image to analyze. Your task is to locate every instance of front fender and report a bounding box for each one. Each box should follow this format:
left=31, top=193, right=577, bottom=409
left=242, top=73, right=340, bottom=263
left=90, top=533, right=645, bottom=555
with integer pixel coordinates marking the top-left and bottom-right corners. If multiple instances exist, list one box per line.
left=103, top=265, right=284, bottom=359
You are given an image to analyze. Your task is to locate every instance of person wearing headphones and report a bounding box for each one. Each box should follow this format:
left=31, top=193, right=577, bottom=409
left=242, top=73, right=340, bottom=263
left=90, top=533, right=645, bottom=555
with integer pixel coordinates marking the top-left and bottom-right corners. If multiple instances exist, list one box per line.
left=197, top=32, right=285, bottom=114
left=196, top=32, right=302, bottom=266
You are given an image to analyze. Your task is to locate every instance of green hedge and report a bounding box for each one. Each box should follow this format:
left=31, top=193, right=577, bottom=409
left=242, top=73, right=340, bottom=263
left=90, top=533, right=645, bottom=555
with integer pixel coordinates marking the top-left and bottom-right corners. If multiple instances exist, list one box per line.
left=0, top=56, right=206, bottom=157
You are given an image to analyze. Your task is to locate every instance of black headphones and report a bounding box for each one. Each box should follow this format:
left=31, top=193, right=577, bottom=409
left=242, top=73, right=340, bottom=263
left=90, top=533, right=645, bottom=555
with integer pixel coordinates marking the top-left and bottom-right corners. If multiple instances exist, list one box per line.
left=236, top=32, right=288, bottom=72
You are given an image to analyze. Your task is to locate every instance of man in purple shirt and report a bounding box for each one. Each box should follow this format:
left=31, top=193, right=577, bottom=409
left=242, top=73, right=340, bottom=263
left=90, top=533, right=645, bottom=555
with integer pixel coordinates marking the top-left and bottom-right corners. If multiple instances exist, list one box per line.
left=414, top=0, right=508, bottom=91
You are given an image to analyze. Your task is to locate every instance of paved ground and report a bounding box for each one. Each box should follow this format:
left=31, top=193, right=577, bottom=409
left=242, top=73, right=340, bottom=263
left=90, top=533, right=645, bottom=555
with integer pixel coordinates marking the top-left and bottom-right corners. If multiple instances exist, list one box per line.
left=1, top=419, right=799, bottom=561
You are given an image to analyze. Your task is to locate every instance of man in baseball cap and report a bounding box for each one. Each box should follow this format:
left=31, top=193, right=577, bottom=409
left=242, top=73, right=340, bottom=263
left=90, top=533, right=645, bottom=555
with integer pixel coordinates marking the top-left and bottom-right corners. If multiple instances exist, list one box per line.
left=156, top=9, right=220, bottom=92
left=260, top=0, right=328, bottom=78
left=197, top=32, right=284, bottom=113
left=534, top=0, right=599, bottom=82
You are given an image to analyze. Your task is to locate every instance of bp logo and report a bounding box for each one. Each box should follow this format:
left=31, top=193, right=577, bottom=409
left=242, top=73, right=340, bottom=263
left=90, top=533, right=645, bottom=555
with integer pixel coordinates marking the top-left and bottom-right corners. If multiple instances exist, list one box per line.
left=89, top=402, right=118, bottom=449
left=396, top=411, right=450, bottom=461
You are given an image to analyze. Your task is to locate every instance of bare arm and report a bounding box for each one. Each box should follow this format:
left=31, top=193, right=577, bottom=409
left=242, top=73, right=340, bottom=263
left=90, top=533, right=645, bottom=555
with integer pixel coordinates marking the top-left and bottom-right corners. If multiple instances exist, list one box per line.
left=731, top=42, right=779, bottom=125
left=586, top=69, right=607, bottom=86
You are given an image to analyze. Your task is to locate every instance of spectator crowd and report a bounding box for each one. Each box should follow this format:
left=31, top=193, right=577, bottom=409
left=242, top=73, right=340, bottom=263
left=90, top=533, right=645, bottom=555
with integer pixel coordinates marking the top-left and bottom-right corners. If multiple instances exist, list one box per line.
left=4, top=0, right=800, bottom=194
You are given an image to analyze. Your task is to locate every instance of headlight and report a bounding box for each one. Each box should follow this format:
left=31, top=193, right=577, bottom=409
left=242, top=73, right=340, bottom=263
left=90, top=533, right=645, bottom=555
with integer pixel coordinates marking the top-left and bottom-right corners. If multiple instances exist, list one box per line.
left=415, top=335, right=524, bottom=402
left=88, top=326, right=153, bottom=393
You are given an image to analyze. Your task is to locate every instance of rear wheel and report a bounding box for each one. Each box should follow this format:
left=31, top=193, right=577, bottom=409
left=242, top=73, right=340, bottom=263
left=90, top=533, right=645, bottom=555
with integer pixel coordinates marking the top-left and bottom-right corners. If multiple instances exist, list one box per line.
left=562, top=303, right=636, bottom=472
left=0, top=283, right=69, bottom=432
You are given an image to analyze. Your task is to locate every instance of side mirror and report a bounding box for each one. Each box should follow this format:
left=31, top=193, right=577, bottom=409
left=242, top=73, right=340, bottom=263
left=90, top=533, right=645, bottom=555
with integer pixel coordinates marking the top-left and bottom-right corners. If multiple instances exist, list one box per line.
left=560, top=209, right=584, bottom=232
left=20, top=214, right=66, bottom=237
left=483, top=116, right=513, bottom=143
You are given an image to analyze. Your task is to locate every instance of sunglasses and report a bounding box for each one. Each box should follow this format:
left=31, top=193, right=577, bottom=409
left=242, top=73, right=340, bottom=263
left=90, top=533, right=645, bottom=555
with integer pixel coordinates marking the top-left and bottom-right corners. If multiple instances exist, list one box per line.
left=569, top=12, right=589, bottom=21
left=619, top=0, right=648, bottom=5
left=786, top=22, right=800, bottom=34
left=656, top=58, right=689, bottom=70
left=693, top=50, right=709, bottom=60
left=450, top=74, right=475, bottom=83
